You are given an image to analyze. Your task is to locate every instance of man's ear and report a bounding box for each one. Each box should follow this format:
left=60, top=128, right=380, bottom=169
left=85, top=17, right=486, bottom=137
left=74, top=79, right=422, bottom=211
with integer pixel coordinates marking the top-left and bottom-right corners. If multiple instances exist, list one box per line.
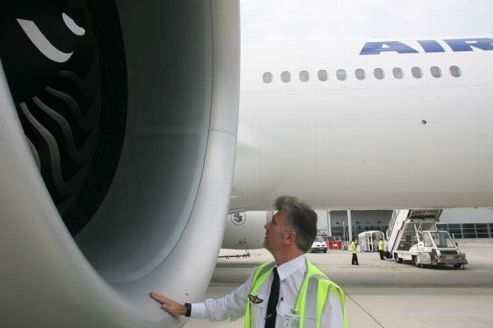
left=285, top=231, right=297, bottom=245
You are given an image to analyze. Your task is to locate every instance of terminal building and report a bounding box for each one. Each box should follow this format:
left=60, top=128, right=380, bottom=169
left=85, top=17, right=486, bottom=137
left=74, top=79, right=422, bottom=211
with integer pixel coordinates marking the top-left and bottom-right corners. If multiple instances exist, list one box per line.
left=317, top=208, right=493, bottom=241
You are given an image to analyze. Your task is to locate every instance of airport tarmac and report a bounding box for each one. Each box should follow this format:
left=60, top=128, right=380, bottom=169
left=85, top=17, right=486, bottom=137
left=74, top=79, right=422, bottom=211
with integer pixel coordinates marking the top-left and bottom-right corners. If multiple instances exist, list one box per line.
left=184, top=240, right=493, bottom=328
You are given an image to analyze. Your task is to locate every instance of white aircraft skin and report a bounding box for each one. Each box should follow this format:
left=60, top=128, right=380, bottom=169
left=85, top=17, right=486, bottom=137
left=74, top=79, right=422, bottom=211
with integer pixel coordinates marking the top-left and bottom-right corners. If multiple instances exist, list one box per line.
left=1, top=1, right=240, bottom=327
left=232, top=0, right=493, bottom=211
left=222, top=211, right=269, bottom=249
left=1, top=1, right=493, bottom=328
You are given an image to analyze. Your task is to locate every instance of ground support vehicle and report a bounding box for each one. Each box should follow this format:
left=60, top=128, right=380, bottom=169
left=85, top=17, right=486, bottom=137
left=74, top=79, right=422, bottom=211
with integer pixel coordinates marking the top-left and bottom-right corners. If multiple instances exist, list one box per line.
left=387, top=209, right=467, bottom=268
left=358, top=230, right=385, bottom=252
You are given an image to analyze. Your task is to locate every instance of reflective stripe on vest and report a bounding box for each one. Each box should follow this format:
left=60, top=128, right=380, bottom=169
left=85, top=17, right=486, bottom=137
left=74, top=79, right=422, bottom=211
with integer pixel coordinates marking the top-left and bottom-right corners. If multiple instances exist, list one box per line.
left=244, top=262, right=275, bottom=328
left=244, top=259, right=348, bottom=328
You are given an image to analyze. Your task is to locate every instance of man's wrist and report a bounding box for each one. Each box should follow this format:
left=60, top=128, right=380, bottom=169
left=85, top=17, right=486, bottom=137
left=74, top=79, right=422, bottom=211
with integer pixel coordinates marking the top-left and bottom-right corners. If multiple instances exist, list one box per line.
left=184, top=303, right=191, bottom=317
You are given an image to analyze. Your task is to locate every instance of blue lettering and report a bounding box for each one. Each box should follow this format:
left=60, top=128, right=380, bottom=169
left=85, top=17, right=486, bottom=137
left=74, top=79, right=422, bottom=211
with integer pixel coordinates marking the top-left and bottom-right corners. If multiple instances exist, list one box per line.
left=444, top=38, right=493, bottom=51
left=417, top=40, right=445, bottom=53
left=360, top=41, right=419, bottom=55
left=360, top=38, right=493, bottom=55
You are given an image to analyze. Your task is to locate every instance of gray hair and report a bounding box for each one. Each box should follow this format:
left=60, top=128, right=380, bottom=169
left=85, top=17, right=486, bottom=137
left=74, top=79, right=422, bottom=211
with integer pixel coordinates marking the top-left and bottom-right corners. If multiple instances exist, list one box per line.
left=274, top=196, right=317, bottom=253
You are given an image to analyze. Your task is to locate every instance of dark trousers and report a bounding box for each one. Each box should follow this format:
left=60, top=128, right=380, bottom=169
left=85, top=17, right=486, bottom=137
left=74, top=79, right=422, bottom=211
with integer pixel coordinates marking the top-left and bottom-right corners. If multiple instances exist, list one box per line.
left=352, top=253, right=359, bottom=265
left=379, top=250, right=385, bottom=260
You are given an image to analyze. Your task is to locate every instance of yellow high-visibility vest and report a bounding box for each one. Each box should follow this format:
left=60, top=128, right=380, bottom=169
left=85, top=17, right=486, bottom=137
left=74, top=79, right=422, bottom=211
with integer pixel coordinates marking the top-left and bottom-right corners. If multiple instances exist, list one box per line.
left=244, top=259, right=347, bottom=328
left=378, top=240, right=384, bottom=251
left=350, top=241, right=358, bottom=254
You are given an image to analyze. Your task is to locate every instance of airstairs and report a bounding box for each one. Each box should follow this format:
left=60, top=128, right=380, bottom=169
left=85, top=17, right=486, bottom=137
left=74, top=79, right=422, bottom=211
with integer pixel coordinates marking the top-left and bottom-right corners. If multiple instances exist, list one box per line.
left=386, top=209, right=442, bottom=254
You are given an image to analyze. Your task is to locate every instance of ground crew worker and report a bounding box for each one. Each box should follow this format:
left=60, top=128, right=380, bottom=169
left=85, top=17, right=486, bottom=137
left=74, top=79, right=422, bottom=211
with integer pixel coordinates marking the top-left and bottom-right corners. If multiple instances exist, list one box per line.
left=378, top=239, right=384, bottom=260
left=150, top=195, right=347, bottom=327
left=350, top=238, right=359, bottom=265
left=383, top=240, right=392, bottom=259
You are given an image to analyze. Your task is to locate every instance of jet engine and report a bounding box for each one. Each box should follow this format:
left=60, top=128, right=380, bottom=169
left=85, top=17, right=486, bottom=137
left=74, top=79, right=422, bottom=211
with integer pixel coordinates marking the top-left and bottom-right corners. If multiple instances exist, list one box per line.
left=222, top=211, right=270, bottom=250
left=0, top=0, right=239, bottom=327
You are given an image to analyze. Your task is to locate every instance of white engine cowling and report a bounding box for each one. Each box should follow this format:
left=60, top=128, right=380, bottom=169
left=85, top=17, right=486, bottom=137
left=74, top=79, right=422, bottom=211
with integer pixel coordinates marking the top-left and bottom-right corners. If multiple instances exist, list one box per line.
left=222, top=211, right=270, bottom=250
left=0, top=1, right=240, bottom=327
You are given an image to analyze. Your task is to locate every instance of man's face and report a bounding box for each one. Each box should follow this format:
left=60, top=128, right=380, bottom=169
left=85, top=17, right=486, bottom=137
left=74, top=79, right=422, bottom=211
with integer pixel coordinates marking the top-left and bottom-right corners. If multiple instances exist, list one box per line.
left=263, top=210, right=291, bottom=253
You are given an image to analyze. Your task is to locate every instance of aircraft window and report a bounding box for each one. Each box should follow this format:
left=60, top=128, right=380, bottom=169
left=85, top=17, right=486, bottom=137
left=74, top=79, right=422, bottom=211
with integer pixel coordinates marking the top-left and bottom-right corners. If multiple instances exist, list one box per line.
left=281, top=71, right=291, bottom=83
left=263, top=72, right=273, bottom=83
left=336, top=69, right=347, bottom=81
left=355, top=69, right=365, bottom=80
left=374, top=68, right=384, bottom=80
left=450, top=65, right=461, bottom=78
left=411, top=67, right=423, bottom=79
left=393, top=67, right=404, bottom=79
left=430, top=66, right=442, bottom=78
left=318, top=70, right=328, bottom=81
left=299, top=70, right=310, bottom=82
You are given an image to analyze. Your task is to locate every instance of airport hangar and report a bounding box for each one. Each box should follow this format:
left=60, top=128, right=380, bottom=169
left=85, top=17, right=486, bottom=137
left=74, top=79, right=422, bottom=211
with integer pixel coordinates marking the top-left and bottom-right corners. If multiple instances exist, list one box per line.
left=317, top=208, right=493, bottom=241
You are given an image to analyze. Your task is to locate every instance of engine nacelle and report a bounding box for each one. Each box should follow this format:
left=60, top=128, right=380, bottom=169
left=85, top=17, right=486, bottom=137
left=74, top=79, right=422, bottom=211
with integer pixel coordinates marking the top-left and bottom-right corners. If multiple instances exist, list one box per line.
left=0, top=1, right=240, bottom=327
left=222, top=211, right=270, bottom=250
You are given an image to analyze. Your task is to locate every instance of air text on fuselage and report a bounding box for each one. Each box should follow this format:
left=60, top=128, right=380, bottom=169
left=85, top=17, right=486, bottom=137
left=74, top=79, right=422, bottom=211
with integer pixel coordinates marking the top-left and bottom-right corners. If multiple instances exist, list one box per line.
left=360, top=38, right=493, bottom=55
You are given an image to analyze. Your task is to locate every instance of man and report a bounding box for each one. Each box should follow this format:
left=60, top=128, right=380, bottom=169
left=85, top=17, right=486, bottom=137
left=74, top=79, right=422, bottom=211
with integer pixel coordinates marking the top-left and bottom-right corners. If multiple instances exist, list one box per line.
left=350, top=238, right=358, bottom=265
left=377, top=239, right=385, bottom=260
left=383, top=240, right=392, bottom=259
left=150, top=196, right=347, bottom=327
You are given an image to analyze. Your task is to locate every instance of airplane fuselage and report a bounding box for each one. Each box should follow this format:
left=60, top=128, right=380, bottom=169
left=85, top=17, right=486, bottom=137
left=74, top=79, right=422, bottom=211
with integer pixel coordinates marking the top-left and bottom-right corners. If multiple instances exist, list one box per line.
left=231, top=0, right=493, bottom=210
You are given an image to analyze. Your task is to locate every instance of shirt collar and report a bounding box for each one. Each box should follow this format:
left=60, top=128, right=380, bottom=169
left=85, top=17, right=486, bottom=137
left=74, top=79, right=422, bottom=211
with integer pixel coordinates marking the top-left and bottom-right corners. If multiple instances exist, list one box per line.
left=276, top=255, right=306, bottom=281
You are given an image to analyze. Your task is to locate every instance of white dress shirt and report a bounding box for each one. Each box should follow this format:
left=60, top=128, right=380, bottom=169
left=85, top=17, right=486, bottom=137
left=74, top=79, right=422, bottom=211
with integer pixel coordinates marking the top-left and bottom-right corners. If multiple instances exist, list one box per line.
left=191, top=255, right=344, bottom=327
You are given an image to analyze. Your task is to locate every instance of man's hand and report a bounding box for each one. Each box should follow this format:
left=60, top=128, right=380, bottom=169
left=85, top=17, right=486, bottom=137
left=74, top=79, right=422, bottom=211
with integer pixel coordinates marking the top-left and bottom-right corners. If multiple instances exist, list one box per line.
left=150, top=292, right=187, bottom=317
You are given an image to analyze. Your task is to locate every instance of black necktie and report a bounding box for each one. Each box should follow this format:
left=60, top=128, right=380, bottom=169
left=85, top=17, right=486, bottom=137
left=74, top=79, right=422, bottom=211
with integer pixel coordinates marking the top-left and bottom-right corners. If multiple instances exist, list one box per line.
left=265, top=267, right=280, bottom=328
